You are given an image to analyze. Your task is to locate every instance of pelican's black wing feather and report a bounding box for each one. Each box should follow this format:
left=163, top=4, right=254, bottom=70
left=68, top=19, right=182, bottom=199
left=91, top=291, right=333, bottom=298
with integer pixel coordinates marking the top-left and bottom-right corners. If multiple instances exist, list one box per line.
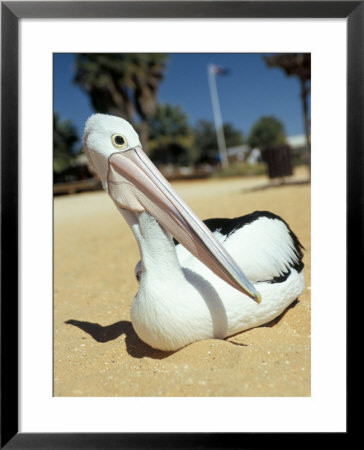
left=173, top=211, right=304, bottom=282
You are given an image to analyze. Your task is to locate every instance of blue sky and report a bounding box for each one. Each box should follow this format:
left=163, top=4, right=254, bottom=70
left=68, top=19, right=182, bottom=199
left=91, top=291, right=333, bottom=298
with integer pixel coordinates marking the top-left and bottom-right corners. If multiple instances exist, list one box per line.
left=53, top=53, right=309, bottom=142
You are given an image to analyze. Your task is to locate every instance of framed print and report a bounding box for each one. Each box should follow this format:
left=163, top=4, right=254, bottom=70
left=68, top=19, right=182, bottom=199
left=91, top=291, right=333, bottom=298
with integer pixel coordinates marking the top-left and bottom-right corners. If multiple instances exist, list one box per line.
left=2, top=1, right=360, bottom=447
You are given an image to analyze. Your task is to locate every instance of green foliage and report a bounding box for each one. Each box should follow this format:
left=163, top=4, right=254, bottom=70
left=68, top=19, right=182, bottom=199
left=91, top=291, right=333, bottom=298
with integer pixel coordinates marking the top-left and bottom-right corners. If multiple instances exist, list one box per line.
left=247, top=116, right=286, bottom=150
left=53, top=113, right=80, bottom=173
left=193, top=120, right=244, bottom=163
left=222, top=123, right=245, bottom=147
left=147, top=104, right=193, bottom=165
left=148, top=104, right=189, bottom=142
left=193, top=120, right=217, bottom=161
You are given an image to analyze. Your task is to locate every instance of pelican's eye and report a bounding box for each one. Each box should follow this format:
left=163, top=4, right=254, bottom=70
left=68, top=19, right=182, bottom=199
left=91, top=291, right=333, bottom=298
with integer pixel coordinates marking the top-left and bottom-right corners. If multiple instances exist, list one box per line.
left=111, top=134, right=128, bottom=149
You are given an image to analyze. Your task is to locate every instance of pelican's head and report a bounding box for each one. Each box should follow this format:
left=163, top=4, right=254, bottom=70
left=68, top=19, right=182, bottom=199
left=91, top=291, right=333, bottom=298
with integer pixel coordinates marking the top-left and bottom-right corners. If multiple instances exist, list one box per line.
left=83, top=113, right=261, bottom=303
left=84, top=114, right=141, bottom=190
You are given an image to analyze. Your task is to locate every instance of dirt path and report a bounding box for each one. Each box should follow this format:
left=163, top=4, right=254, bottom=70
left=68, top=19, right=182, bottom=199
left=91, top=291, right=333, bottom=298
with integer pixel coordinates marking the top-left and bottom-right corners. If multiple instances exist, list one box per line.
left=54, top=168, right=311, bottom=396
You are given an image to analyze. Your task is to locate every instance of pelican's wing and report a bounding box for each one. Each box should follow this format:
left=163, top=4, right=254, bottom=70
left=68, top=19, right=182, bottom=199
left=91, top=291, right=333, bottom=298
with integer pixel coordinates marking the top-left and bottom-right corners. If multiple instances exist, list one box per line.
left=175, top=211, right=304, bottom=284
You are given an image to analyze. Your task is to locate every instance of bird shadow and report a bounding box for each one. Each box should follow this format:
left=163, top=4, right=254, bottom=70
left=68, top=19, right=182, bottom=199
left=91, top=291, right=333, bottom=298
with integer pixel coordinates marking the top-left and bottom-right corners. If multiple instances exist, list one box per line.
left=65, top=270, right=228, bottom=360
left=65, top=301, right=299, bottom=358
left=65, top=319, right=173, bottom=360
left=242, top=179, right=310, bottom=194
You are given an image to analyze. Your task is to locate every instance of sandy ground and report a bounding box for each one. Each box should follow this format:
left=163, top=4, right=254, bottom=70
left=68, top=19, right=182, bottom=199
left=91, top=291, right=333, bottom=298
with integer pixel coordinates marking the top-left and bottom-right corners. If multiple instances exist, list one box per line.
left=54, top=166, right=311, bottom=397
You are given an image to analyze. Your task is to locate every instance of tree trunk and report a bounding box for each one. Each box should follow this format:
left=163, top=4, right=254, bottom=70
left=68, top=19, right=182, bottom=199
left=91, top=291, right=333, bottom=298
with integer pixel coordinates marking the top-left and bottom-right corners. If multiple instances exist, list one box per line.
left=300, top=78, right=311, bottom=178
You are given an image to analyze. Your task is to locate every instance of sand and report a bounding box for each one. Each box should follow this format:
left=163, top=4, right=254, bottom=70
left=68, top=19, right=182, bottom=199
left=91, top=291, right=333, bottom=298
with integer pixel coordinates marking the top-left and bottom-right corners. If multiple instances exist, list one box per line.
left=54, top=166, right=311, bottom=397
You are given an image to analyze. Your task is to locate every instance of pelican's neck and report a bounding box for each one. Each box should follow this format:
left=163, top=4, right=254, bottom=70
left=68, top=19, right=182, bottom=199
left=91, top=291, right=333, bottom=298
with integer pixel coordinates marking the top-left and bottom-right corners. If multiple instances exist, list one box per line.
left=120, top=209, right=185, bottom=282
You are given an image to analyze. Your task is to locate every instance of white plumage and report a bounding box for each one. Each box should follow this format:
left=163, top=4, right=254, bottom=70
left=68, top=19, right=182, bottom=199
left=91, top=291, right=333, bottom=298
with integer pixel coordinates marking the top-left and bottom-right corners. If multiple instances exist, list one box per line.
left=131, top=211, right=304, bottom=351
left=83, top=114, right=305, bottom=351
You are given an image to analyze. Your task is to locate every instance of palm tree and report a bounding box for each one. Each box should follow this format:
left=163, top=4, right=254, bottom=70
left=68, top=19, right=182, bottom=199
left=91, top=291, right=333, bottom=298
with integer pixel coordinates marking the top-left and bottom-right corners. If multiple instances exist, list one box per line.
left=263, top=53, right=311, bottom=171
left=74, top=53, right=168, bottom=151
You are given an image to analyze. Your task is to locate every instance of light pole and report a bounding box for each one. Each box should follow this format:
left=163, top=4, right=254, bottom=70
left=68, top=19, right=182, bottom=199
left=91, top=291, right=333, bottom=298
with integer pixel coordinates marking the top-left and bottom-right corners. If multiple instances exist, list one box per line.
left=207, top=64, right=229, bottom=169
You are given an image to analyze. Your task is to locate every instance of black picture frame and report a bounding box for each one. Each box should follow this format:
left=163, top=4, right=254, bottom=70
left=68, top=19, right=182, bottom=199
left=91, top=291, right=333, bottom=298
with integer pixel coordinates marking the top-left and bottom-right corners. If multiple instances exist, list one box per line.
left=1, top=1, right=358, bottom=448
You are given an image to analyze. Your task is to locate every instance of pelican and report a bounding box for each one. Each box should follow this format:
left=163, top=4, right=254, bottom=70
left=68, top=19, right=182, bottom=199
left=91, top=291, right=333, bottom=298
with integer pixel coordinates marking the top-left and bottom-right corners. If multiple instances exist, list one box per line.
left=83, top=114, right=305, bottom=351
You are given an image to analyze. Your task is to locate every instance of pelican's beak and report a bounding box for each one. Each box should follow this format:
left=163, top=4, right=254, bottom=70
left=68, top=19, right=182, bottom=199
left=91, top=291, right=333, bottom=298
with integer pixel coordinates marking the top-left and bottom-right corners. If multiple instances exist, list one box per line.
left=107, top=147, right=261, bottom=303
